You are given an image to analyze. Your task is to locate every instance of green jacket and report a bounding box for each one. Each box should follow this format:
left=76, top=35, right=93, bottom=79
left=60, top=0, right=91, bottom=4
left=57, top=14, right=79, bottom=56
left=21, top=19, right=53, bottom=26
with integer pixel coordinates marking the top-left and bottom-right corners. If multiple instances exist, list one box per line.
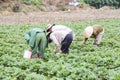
left=24, top=28, right=45, bottom=47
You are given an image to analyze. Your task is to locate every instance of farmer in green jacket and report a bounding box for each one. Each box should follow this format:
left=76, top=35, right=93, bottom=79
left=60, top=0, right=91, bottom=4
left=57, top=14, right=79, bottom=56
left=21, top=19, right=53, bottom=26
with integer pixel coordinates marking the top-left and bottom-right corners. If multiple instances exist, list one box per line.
left=24, top=28, right=47, bottom=58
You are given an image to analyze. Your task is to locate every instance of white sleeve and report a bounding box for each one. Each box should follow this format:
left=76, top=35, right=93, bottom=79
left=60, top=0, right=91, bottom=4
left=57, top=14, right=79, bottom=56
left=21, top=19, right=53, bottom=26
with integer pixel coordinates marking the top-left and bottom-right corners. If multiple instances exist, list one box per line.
left=50, top=33, right=60, bottom=52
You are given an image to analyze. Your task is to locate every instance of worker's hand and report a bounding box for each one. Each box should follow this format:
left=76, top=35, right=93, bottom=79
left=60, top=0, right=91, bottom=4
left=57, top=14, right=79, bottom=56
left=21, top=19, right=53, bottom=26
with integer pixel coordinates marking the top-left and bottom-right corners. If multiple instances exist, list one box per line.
left=54, top=49, right=62, bottom=54
left=29, top=49, right=32, bottom=52
left=59, top=49, right=62, bottom=53
left=82, top=41, right=85, bottom=45
left=53, top=50, right=57, bottom=54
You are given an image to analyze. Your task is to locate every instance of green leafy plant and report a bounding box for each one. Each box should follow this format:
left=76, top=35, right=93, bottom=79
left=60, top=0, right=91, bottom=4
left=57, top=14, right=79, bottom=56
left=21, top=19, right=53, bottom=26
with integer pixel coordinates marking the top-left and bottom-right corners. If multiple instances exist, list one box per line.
left=0, top=19, right=120, bottom=79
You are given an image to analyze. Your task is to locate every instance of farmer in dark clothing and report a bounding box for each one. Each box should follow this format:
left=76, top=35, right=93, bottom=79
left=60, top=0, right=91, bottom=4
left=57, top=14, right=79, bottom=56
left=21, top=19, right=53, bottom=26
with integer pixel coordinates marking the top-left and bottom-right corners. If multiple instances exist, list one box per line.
left=24, top=28, right=47, bottom=58
left=46, top=24, right=75, bottom=53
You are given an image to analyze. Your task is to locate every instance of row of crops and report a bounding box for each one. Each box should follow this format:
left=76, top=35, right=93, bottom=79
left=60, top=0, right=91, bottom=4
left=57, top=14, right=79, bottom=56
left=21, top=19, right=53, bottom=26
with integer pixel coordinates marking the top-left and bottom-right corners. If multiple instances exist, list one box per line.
left=0, top=19, right=120, bottom=80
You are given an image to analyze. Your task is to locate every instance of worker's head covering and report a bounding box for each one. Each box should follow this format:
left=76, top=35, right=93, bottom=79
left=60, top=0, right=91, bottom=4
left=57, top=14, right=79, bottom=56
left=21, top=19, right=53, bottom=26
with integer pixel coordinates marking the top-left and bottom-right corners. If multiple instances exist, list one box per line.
left=83, top=26, right=93, bottom=38
left=46, top=24, right=55, bottom=32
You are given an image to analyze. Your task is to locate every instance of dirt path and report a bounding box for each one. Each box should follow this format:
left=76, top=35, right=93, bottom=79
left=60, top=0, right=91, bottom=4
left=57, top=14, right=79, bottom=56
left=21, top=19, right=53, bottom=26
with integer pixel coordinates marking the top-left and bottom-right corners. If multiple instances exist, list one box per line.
left=0, top=9, right=120, bottom=24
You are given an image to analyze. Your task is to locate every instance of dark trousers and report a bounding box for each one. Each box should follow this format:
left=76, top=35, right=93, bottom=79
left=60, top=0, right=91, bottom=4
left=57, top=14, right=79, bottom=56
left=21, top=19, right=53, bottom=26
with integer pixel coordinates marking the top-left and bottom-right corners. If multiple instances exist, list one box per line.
left=61, top=32, right=73, bottom=53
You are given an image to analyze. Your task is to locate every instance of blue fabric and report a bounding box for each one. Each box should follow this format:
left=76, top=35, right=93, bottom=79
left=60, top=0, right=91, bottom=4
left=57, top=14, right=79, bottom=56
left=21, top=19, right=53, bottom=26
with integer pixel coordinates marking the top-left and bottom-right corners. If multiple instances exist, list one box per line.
left=61, top=32, right=73, bottom=53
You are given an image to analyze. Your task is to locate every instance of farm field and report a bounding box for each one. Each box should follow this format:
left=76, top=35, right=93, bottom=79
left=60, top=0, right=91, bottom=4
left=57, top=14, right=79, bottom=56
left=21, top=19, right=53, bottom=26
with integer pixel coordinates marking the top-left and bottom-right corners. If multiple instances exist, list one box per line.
left=0, top=19, right=120, bottom=80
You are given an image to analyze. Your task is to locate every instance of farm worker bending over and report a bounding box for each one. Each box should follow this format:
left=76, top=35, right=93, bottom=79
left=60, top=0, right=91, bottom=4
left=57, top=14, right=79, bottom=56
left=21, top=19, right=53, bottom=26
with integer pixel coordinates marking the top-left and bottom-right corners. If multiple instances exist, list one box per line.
left=82, top=25, right=104, bottom=46
left=46, top=24, right=75, bottom=53
left=24, top=28, right=47, bottom=58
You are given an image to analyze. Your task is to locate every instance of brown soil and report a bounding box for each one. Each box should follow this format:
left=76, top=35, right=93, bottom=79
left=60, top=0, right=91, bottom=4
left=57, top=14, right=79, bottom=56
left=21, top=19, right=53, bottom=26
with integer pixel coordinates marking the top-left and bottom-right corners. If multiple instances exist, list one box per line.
left=0, top=8, right=120, bottom=24
left=0, top=0, right=120, bottom=24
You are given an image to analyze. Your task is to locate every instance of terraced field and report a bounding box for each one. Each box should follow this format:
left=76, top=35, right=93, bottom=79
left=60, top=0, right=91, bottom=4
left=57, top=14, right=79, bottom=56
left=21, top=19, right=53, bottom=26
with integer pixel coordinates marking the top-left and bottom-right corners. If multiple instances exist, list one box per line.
left=0, top=19, right=120, bottom=80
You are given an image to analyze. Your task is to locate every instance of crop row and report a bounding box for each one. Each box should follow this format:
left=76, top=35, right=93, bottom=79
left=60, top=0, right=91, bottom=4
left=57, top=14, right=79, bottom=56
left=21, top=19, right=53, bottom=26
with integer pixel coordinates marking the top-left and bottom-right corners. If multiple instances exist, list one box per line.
left=0, top=19, right=120, bottom=80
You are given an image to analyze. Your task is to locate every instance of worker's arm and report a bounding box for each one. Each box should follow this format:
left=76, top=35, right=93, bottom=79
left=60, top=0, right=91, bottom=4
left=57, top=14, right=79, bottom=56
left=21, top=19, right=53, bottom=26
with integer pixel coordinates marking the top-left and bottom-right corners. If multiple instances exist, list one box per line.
left=82, top=38, right=88, bottom=44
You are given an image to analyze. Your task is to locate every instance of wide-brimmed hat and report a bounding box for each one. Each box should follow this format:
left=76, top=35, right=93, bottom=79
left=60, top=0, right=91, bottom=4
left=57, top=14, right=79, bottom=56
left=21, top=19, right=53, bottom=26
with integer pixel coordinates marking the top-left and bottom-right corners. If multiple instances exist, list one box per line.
left=46, top=24, right=55, bottom=32
left=84, top=26, right=93, bottom=38
left=46, top=24, right=52, bottom=30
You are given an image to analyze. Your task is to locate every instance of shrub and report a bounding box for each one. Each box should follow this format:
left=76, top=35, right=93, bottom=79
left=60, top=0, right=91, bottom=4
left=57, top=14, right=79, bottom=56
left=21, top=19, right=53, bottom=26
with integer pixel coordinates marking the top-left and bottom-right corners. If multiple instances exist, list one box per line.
left=12, top=3, right=20, bottom=12
left=84, top=0, right=120, bottom=9
left=23, top=0, right=42, bottom=6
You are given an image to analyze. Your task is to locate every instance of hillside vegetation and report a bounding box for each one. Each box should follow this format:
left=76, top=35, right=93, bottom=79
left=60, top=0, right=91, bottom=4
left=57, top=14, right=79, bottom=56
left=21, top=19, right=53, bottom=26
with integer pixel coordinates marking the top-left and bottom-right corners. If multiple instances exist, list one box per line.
left=0, top=0, right=119, bottom=12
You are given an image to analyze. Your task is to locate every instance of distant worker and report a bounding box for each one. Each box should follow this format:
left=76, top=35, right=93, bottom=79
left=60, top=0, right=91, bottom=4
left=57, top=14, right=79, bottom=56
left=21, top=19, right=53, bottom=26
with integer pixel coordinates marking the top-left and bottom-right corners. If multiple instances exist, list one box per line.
left=82, top=25, right=104, bottom=46
left=24, top=28, right=47, bottom=58
left=46, top=24, right=75, bottom=53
